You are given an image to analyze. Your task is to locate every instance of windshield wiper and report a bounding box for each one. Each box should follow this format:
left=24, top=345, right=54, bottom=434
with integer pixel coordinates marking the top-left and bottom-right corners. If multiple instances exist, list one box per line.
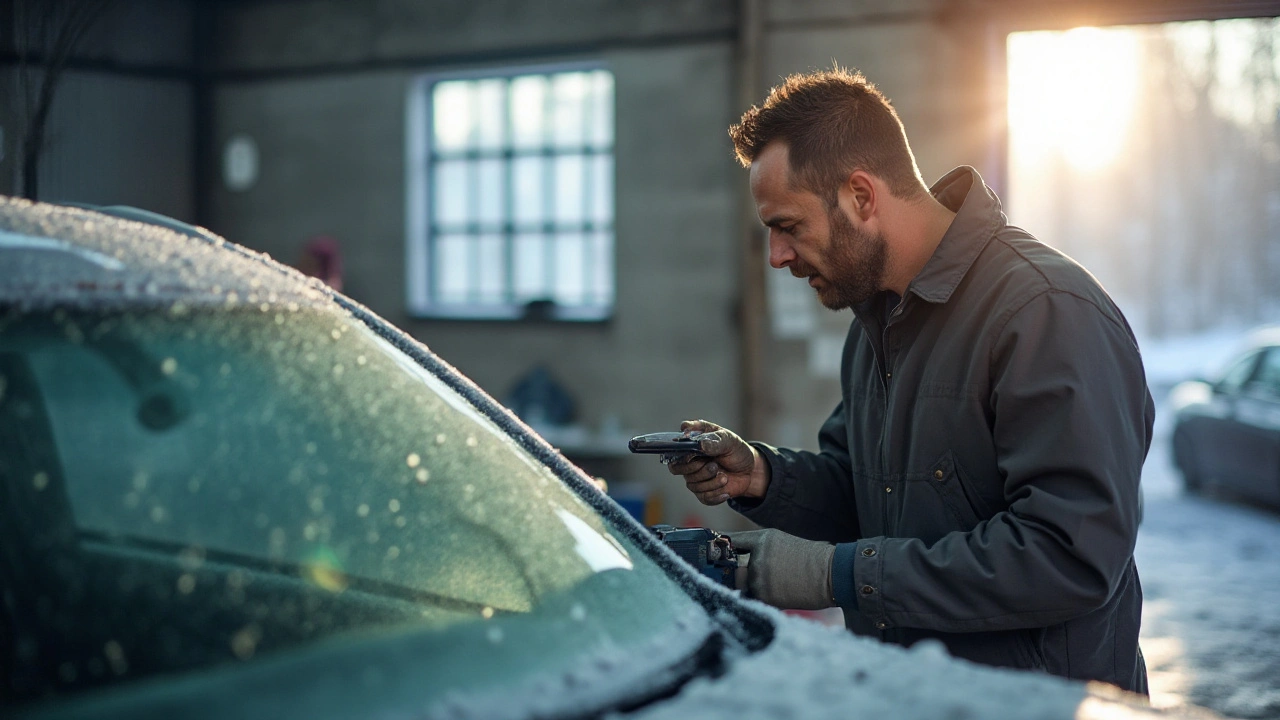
left=570, top=629, right=732, bottom=719
left=78, top=530, right=515, bottom=614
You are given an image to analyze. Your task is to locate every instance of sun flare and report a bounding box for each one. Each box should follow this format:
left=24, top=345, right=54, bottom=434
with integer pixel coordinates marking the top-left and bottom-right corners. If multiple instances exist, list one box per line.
left=1008, top=27, right=1141, bottom=172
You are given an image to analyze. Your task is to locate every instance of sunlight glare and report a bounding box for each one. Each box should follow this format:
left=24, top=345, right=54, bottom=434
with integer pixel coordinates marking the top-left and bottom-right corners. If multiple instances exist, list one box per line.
left=1008, top=27, right=1141, bottom=171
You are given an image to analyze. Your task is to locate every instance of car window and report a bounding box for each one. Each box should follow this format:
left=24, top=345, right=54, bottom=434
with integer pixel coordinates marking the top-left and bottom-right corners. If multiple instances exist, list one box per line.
left=1245, top=347, right=1280, bottom=396
left=1216, top=349, right=1261, bottom=394
left=0, top=304, right=708, bottom=709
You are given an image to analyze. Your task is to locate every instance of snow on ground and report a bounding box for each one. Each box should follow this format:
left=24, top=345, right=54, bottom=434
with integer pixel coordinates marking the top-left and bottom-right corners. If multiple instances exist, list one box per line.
left=1137, top=328, right=1280, bottom=719
left=1137, top=326, right=1254, bottom=392
left=1137, top=433, right=1280, bottom=719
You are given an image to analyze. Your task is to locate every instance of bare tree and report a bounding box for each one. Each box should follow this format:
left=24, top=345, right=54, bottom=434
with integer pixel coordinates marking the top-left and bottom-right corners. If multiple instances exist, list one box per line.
left=13, top=0, right=116, bottom=200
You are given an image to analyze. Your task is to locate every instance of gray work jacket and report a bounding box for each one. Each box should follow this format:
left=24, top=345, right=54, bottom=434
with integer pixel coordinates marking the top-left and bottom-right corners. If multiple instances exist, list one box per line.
left=734, top=167, right=1153, bottom=694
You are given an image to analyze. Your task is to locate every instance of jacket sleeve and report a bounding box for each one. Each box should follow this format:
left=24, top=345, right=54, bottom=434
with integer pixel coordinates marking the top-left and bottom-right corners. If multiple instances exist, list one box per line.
left=729, top=401, right=861, bottom=543
left=842, top=290, right=1153, bottom=631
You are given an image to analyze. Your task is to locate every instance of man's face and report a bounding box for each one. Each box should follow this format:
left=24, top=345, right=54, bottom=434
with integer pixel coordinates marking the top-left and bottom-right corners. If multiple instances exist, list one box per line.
left=750, top=143, right=887, bottom=310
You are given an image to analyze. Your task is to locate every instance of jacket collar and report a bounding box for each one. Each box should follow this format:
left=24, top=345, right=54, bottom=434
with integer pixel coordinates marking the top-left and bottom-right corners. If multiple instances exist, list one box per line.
left=902, top=166, right=1004, bottom=305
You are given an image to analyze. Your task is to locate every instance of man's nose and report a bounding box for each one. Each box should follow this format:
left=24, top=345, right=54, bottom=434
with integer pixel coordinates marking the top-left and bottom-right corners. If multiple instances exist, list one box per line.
left=768, top=231, right=794, bottom=269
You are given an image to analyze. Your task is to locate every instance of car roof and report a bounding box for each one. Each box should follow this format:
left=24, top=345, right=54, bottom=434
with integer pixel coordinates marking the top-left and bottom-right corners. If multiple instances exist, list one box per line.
left=1246, top=324, right=1280, bottom=350
left=0, top=196, right=327, bottom=310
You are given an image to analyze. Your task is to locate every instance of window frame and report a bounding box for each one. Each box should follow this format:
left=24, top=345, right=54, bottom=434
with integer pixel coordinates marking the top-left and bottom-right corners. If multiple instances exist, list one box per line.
left=405, top=61, right=616, bottom=322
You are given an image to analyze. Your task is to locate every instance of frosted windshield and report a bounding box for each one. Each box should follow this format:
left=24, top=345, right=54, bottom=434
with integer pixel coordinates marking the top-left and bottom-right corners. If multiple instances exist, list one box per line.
left=0, top=304, right=704, bottom=708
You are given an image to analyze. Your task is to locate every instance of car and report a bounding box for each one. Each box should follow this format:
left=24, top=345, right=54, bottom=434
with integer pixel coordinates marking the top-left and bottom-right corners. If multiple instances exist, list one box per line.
left=0, top=196, right=1201, bottom=719
left=1170, top=326, right=1280, bottom=505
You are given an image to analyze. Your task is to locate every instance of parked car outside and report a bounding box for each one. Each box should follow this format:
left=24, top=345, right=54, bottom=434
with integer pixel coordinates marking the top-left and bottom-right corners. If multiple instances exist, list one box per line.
left=1170, top=326, right=1280, bottom=506
left=0, top=197, right=1205, bottom=719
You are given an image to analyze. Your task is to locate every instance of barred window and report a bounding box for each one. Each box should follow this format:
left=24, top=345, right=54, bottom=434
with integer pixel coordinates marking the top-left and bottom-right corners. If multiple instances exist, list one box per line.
left=407, top=65, right=615, bottom=320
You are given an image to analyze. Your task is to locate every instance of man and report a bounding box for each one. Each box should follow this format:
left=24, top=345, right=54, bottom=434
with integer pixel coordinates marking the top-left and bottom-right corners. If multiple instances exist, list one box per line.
left=668, top=68, right=1153, bottom=694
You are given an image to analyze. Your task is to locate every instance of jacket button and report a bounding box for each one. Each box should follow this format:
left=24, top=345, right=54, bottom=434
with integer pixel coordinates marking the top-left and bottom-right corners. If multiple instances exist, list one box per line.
left=885, top=487, right=892, bottom=493
left=860, top=585, right=876, bottom=595
left=861, top=547, right=877, bottom=558
left=876, top=621, right=888, bottom=630
left=934, top=469, right=944, bottom=480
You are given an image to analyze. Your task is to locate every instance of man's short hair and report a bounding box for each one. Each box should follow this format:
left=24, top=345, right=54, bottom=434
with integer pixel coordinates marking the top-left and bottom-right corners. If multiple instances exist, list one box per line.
left=729, top=67, right=926, bottom=204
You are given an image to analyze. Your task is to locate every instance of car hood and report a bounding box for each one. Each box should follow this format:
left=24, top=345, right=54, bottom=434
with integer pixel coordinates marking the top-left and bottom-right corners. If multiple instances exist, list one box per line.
left=626, top=609, right=1218, bottom=720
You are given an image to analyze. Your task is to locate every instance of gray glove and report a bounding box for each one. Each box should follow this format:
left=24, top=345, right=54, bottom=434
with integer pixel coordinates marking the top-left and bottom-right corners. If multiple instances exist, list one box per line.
left=732, top=529, right=835, bottom=611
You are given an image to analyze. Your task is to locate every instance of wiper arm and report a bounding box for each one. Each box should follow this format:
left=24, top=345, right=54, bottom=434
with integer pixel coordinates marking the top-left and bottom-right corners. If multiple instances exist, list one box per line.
left=79, top=529, right=518, bottom=615
left=584, top=629, right=731, bottom=719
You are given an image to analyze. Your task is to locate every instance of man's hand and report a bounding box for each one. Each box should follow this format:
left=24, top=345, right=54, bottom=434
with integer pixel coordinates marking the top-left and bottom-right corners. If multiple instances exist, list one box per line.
left=732, top=529, right=835, bottom=611
left=667, top=419, right=769, bottom=505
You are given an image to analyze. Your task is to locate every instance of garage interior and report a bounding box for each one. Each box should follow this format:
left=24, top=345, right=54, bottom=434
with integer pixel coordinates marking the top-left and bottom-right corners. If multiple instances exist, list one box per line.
left=5, top=0, right=1280, bottom=714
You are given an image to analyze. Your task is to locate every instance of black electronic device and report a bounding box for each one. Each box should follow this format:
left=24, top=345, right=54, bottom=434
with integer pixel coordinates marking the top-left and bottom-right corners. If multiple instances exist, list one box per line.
left=648, top=524, right=740, bottom=590
left=627, top=431, right=706, bottom=463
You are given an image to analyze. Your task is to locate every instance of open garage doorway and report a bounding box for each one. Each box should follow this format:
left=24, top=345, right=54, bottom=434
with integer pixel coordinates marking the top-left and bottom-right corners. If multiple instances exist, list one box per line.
left=1007, top=18, right=1280, bottom=718
left=1006, top=19, right=1280, bottom=343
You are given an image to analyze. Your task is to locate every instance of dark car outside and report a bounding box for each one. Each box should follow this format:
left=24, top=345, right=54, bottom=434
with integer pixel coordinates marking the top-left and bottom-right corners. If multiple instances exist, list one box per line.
left=0, top=197, right=1205, bottom=719
left=1169, top=327, right=1280, bottom=506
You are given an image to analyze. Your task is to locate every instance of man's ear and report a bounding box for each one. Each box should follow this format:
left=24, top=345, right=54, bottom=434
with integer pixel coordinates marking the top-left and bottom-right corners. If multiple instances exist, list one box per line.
left=839, top=170, right=877, bottom=222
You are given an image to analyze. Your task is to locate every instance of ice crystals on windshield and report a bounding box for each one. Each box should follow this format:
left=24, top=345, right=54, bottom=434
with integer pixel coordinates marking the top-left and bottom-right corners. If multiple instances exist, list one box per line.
left=230, top=624, right=261, bottom=660
left=103, top=640, right=128, bottom=675
left=0, top=231, right=126, bottom=270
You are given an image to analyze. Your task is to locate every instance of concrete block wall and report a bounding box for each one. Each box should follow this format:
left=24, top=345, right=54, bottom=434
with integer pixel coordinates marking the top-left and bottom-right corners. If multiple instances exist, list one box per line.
left=0, top=0, right=196, bottom=214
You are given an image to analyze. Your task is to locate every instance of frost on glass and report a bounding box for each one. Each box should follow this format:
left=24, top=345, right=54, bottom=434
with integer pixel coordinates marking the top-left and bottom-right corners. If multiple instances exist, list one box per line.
left=0, top=304, right=699, bottom=702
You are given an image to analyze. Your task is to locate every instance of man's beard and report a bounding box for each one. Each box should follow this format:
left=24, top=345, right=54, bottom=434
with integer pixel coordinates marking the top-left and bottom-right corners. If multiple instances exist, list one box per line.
left=793, top=207, right=888, bottom=311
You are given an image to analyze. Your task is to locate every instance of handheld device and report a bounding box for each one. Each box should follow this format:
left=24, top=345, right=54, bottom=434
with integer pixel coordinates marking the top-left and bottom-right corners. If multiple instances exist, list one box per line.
left=649, top=524, right=740, bottom=590
left=627, top=431, right=706, bottom=463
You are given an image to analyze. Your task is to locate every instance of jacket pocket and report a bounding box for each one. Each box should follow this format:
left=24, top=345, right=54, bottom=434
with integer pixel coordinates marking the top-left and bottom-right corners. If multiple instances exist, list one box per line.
left=923, top=450, right=995, bottom=529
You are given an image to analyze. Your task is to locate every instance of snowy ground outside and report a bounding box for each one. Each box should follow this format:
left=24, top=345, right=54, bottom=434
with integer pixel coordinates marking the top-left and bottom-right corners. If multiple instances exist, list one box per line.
left=1136, top=327, right=1280, bottom=719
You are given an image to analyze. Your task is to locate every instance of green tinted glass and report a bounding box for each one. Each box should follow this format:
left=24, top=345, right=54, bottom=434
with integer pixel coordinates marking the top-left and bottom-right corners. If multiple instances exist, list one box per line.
left=0, top=304, right=702, bottom=705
